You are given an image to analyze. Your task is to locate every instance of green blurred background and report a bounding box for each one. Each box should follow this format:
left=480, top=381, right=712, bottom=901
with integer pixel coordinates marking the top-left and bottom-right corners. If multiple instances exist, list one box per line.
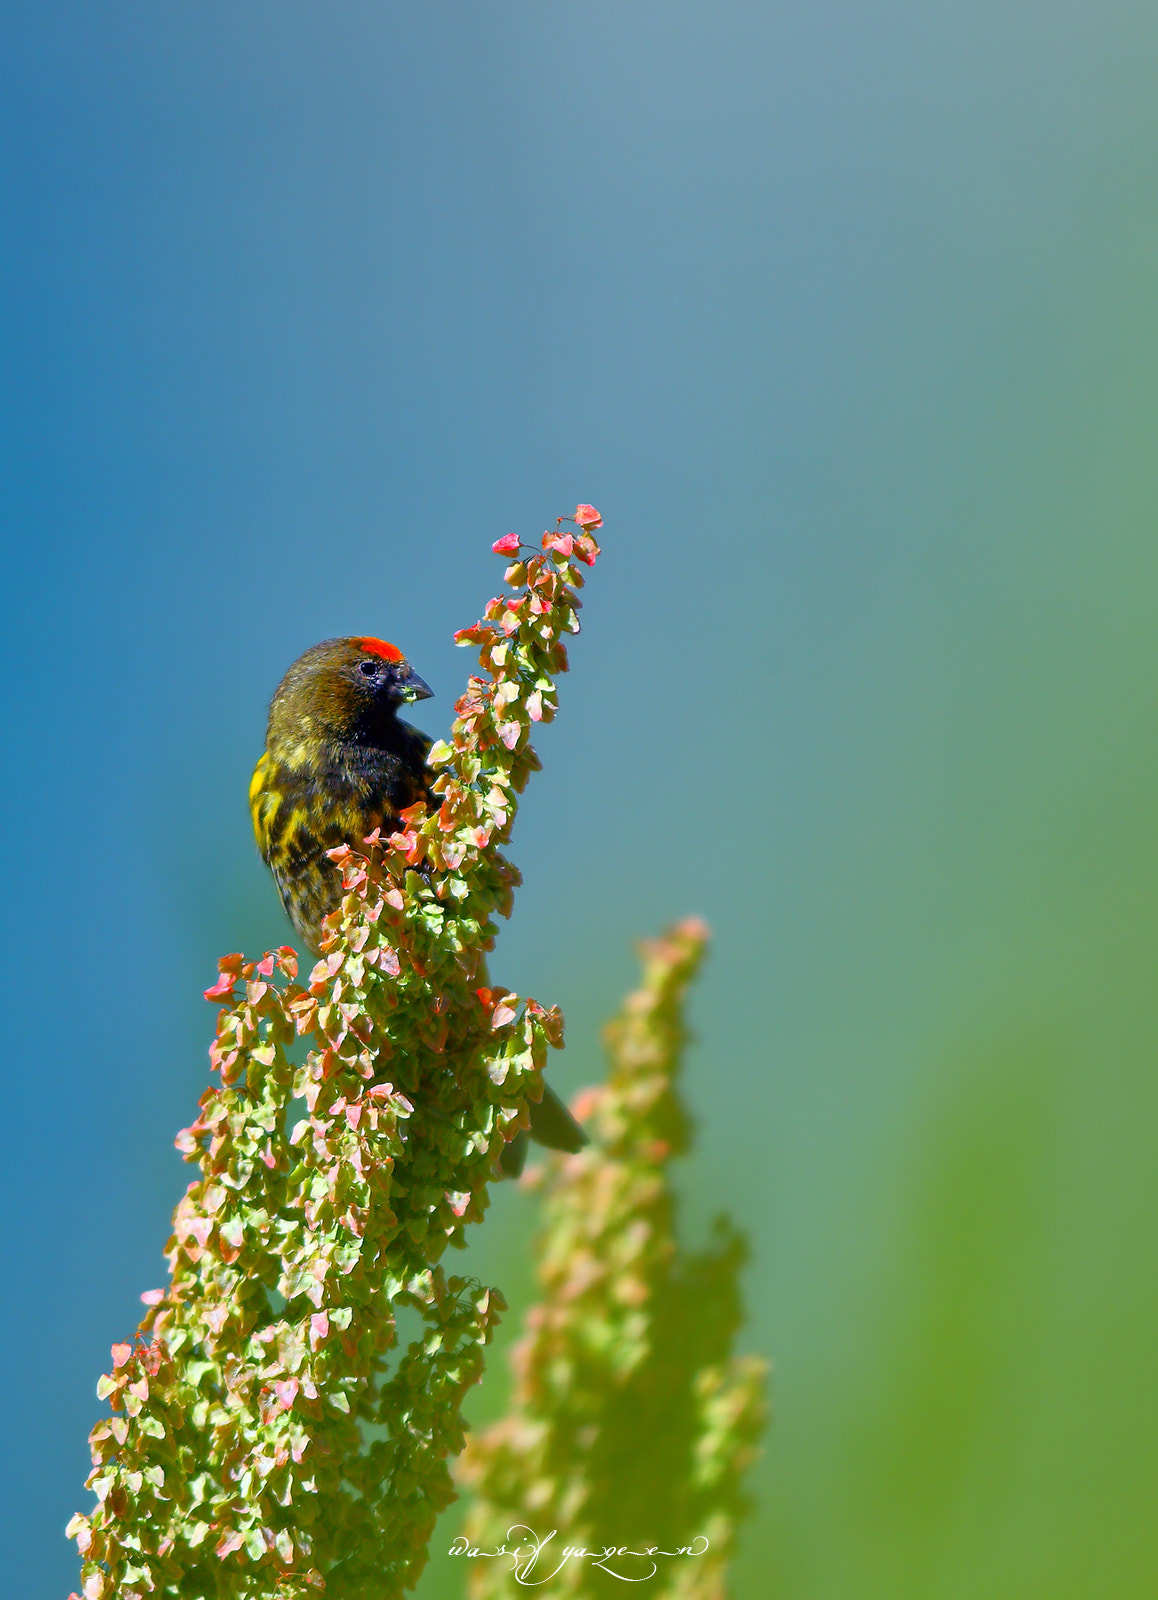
left=3, top=2, right=1157, bottom=1594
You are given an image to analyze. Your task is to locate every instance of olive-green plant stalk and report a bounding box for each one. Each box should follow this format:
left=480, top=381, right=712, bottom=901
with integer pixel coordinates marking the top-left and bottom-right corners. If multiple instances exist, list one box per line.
left=458, top=920, right=768, bottom=1599
left=67, top=509, right=602, bottom=1600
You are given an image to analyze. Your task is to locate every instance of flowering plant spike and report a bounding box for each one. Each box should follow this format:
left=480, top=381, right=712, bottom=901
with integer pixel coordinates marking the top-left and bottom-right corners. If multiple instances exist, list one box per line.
left=68, top=510, right=601, bottom=1600
left=459, top=920, right=768, bottom=1599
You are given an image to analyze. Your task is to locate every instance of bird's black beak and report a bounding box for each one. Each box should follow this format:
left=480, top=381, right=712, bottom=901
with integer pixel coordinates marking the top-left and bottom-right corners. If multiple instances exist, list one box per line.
left=397, top=666, right=434, bottom=703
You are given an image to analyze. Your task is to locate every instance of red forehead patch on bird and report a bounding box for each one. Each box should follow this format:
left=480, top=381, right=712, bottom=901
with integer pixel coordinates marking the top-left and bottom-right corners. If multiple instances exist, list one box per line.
left=355, top=637, right=405, bottom=664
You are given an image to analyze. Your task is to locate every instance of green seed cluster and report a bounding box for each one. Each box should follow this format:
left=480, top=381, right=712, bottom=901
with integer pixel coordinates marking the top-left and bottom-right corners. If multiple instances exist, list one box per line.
left=68, top=514, right=601, bottom=1600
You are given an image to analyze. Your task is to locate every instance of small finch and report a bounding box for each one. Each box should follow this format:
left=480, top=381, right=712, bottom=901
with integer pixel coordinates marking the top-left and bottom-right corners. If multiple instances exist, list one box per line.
left=250, top=635, right=585, bottom=1174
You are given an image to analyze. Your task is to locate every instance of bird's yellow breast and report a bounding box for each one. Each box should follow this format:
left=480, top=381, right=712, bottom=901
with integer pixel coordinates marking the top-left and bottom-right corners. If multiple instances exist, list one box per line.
left=249, top=752, right=285, bottom=853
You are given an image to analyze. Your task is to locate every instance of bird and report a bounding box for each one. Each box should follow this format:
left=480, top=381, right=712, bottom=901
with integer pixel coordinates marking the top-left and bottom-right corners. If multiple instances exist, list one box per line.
left=250, top=635, right=585, bottom=1175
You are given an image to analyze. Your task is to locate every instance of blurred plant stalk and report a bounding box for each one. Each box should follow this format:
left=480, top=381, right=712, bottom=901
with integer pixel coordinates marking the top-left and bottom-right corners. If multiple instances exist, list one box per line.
left=459, top=920, right=768, bottom=1599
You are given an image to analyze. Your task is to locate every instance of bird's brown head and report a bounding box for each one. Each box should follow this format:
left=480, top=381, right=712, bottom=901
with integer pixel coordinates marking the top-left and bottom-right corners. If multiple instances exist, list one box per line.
left=265, top=636, right=433, bottom=759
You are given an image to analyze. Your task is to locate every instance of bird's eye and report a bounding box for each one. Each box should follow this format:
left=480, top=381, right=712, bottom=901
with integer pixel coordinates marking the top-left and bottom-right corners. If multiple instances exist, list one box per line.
left=358, top=660, right=379, bottom=678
